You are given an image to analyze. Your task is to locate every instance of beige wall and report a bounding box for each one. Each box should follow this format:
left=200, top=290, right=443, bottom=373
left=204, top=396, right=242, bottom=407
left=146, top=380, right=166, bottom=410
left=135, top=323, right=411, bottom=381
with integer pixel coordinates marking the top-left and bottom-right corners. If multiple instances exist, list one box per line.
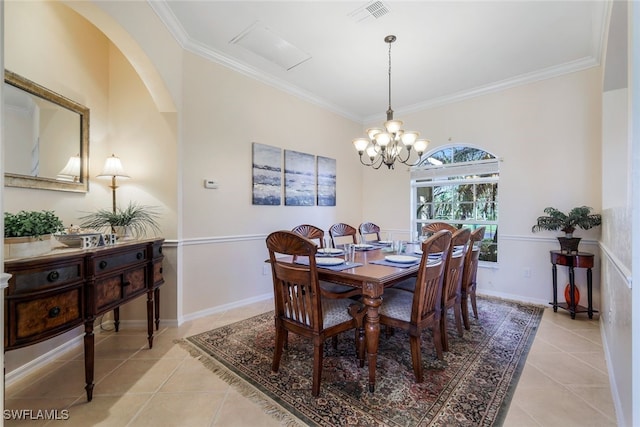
left=178, top=52, right=363, bottom=317
left=3, top=1, right=178, bottom=376
left=599, top=1, right=633, bottom=422
left=361, top=68, right=603, bottom=305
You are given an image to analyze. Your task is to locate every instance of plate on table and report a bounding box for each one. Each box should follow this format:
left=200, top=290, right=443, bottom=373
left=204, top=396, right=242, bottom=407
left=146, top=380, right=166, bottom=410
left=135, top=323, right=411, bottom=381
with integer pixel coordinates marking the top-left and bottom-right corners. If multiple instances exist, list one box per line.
left=377, top=240, right=392, bottom=245
left=354, top=244, right=374, bottom=250
left=385, top=255, right=418, bottom=264
left=414, top=248, right=423, bottom=255
left=317, top=248, right=344, bottom=256
left=316, top=257, right=345, bottom=266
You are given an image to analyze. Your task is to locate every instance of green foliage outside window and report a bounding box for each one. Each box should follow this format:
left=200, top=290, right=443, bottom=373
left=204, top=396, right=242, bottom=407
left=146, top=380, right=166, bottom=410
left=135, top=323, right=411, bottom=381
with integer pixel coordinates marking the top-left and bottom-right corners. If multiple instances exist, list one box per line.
left=414, top=146, right=499, bottom=262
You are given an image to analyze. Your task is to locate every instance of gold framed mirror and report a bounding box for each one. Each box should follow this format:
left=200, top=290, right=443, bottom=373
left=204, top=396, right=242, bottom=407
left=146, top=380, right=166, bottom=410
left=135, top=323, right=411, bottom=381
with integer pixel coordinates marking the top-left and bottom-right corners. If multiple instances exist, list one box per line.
left=4, top=70, right=89, bottom=192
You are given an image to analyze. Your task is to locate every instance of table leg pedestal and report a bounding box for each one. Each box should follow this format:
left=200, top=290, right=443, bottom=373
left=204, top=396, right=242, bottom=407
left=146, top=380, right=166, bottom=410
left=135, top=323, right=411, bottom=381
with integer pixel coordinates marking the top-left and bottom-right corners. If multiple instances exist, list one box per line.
left=362, top=283, right=383, bottom=393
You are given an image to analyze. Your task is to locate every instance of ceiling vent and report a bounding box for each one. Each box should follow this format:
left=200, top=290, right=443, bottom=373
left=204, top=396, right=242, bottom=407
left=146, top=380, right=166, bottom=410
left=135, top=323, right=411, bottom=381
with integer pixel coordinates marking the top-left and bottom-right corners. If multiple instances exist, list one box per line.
left=348, top=1, right=390, bottom=22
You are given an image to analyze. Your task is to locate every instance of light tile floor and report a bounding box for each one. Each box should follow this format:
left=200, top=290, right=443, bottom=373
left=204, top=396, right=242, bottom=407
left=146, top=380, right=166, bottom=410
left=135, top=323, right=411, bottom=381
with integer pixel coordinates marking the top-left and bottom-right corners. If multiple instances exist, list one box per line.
left=4, top=300, right=617, bottom=426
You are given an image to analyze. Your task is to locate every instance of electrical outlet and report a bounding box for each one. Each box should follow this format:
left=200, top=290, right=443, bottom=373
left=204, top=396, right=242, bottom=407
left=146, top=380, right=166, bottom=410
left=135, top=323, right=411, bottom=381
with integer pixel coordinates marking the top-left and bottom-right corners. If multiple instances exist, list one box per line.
left=262, top=264, right=270, bottom=276
left=523, top=268, right=531, bottom=278
left=204, top=179, right=219, bottom=189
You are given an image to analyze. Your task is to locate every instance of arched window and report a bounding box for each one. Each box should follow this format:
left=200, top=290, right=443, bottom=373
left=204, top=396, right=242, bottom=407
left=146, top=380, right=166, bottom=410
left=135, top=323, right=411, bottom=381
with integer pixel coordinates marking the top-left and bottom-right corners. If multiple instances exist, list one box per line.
left=411, top=145, right=499, bottom=262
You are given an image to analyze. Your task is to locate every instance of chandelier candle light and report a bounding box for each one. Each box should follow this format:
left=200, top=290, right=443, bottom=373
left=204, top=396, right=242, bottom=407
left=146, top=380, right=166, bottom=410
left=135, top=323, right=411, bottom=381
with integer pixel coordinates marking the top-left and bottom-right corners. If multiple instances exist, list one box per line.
left=353, top=35, right=430, bottom=169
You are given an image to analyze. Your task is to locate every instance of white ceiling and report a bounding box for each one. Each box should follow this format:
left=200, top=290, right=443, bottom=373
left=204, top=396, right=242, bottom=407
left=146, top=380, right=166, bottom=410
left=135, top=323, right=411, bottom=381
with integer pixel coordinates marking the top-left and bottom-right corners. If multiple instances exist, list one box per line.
left=150, top=1, right=608, bottom=123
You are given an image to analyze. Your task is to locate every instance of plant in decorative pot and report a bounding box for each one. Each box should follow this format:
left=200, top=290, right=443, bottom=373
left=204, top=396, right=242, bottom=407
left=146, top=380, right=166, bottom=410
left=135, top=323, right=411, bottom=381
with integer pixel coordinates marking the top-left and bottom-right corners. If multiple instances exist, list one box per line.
left=4, top=210, right=65, bottom=258
left=531, top=206, right=602, bottom=253
left=78, top=202, right=161, bottom=240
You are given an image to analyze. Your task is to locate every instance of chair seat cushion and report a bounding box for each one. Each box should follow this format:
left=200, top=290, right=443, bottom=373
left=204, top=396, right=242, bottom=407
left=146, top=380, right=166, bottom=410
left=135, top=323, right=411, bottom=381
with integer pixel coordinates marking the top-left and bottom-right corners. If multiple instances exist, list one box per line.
left=379, top=288, right=414, bottom=322
left=393, top=277, right=416, bottom=293
left=322, top=297, right=358, bottom=328
left=320, top=281, right=356, bottom=295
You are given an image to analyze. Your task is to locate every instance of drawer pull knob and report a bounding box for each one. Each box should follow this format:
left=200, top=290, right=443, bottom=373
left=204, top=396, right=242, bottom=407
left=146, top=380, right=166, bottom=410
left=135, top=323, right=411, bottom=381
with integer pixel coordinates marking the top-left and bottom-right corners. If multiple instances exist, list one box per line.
left=99, top=261, right=108, bottom=269
left=48, top=306, right=61, bottom=318
left=123, top=281, right=131, bottom=287
left=136, top=252, right=143, bottom=260
left=160, top=267, right=163, bottom=273
left=159, top=247, right=163, bottom=254
left=47, top=271, right=60, bottom=282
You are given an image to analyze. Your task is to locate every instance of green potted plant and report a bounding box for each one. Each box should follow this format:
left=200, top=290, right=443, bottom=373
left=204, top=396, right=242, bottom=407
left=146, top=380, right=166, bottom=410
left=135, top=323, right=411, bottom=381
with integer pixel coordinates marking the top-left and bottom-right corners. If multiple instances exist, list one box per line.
left=531, top=206, right=601, bottom=253
left=78, top=202, right=161, bottom=239
left=4, top=210, right=64, bottom=258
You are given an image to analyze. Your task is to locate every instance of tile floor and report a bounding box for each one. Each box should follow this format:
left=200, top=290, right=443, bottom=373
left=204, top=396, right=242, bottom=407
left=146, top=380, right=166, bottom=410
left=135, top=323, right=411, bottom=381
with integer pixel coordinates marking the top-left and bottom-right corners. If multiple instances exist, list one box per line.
left=4, top=300, right=617, bottom=426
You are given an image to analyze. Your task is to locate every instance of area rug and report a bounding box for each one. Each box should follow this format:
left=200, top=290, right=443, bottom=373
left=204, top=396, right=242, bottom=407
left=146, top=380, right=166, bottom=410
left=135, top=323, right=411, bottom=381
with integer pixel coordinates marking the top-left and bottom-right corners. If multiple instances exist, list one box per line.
left=178, top=297, right=543, bottom=426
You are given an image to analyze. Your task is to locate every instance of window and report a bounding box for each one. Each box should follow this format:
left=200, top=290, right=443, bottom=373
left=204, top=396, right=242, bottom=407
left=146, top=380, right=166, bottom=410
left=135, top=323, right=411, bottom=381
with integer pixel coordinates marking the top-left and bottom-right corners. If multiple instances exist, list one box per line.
left=411, top=145, right=499, bottom=262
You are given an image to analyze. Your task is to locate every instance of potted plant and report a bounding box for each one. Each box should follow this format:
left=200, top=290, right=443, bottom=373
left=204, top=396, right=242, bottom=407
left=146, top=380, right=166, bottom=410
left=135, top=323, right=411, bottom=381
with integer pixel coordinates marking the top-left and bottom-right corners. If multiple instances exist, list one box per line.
left=78, top=202, right=161, bottom=239
left=4, top=210, right=65, bottom=258
left=531, top=206, right=601, bottom=253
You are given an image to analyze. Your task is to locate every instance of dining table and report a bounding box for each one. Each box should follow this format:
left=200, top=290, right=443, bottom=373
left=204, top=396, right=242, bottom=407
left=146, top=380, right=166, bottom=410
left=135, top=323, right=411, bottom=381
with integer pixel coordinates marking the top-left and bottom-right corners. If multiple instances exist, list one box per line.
left=305, top=241, right=423, bottom=392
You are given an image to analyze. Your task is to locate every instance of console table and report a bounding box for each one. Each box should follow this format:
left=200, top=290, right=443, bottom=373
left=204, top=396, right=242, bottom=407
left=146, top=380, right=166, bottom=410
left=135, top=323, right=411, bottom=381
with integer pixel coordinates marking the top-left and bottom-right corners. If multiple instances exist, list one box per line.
left=4, top=238, right=164, bottom=401
left=549, top=250, right=597, bottom=319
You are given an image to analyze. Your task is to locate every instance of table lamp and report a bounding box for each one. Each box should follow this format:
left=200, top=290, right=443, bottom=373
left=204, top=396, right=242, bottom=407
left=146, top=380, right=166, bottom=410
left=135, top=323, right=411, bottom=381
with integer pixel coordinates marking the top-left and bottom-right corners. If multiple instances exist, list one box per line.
left=97, top=154, right=130, bottom=213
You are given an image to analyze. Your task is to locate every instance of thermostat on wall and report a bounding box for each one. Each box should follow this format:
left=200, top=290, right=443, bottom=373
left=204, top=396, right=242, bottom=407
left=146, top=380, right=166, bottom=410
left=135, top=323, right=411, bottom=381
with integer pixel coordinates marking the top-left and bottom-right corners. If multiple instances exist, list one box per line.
left=204, top=179, right=219, bottom=189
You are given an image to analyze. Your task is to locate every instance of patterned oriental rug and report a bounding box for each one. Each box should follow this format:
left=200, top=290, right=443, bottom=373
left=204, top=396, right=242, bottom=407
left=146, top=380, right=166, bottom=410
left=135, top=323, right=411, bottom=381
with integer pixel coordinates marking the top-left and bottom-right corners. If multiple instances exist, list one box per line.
left=179, top=297, right=543, bottom=426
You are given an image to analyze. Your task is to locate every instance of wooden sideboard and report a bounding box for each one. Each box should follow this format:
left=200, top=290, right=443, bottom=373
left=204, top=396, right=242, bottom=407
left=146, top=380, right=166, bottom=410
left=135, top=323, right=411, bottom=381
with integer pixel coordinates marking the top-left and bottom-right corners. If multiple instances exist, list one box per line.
left=4, top=238, right=164, bottom=401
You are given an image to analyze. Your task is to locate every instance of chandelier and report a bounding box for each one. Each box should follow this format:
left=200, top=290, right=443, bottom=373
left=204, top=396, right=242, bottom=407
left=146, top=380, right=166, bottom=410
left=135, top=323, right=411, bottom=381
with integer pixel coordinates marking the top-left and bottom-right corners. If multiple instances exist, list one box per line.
left=352, top=35, right=430, bottom=169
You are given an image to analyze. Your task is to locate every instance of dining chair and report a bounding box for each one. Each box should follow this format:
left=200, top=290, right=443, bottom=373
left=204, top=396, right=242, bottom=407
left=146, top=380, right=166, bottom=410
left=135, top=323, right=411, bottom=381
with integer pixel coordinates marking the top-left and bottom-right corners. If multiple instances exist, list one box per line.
left=422, top=222, right=457, bottom=236
left=292, top=224, right=360, bottom=299
left=358, top=222, right=381, bottom=242
left=440, top=227, right=471, bottom=352
left=291, top=224, right=325, bottom=248
left=378, top=230, right=452, bottom=382
left=329, top=223, right=358, bottom=248
left=461, top=227, right=486, bottom=329
left=266, top=230, right=366, bottom=396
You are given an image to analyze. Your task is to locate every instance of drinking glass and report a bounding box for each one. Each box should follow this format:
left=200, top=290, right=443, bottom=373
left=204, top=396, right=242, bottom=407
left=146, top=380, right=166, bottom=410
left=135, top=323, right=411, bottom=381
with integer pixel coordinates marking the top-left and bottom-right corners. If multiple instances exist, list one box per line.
left=345, top=244, right=356, bottom=265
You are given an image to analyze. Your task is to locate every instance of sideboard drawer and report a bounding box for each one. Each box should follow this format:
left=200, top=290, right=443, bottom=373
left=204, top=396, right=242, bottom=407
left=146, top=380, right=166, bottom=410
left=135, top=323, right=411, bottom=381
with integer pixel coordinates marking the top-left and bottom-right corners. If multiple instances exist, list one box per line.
left=153, top=261, right=163, bottom=284
left=94, top=267, right=147, bottom=313
left=12, top=260, right=83, bottom=294
left=93, top=247, right=147, bottom=276
left=6, top=286, right=83, bottom=348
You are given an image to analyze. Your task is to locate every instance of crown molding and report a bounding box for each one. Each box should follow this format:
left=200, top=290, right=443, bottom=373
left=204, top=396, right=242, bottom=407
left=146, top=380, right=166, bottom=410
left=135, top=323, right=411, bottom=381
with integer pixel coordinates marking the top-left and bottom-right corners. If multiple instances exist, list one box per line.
left=367, top=56, right=601, bottom=123
left=148, top=1, right=360, bottom=123
left=149, top=1, right=602, bottom=126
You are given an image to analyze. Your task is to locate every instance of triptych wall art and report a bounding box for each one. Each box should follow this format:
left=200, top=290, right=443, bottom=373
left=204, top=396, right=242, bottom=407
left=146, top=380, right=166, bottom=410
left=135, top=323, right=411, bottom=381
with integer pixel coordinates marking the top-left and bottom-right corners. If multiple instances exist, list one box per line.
left=252, top=142, right=336, bottom=206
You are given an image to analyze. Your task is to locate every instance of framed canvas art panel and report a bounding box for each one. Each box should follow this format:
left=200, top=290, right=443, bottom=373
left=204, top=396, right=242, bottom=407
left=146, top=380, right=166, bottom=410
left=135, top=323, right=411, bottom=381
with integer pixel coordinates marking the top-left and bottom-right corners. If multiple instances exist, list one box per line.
left=317, top=156, right=336, bottom=206
left=252, top=143, right=282, bottom=205
left=284, top=150, right=315, bottom=206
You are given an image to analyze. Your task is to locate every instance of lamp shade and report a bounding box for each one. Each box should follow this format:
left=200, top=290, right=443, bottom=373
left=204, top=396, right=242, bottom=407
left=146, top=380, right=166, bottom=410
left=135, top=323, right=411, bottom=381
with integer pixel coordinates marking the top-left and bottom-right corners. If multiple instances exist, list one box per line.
left=97, top=154, right=130, bottom=178
left=57, top=155, right=81, bottom=181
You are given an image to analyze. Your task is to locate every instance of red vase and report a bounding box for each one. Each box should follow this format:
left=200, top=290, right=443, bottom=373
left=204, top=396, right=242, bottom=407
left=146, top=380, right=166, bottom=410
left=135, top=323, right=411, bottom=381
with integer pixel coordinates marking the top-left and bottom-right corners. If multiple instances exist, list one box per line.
left=564, top=283, right=580, bottom=306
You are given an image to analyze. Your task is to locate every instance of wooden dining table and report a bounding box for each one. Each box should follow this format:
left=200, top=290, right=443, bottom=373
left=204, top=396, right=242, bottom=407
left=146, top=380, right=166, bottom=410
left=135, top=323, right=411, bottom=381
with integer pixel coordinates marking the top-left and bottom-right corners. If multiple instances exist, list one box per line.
left=315, top=243, right=422, bottom=392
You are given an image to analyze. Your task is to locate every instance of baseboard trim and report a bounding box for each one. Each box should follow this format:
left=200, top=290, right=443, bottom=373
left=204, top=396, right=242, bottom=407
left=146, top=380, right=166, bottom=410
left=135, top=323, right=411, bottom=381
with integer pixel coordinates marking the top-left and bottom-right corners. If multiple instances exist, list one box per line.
left=5, top=333, right=84, bottom=386
left=179, top=292, right=273, bottom=325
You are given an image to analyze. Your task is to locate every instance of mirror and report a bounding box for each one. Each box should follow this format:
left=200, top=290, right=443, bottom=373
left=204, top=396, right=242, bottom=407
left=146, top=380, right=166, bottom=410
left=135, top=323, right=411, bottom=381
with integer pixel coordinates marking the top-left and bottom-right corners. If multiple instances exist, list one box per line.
left=4, top=70, right=89, bottom=192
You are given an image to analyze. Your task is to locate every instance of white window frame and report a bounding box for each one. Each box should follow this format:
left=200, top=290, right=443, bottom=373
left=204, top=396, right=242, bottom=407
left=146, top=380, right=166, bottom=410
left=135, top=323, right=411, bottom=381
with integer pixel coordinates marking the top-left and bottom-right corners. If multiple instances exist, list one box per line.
left=410, top=146, right=500, bottom=263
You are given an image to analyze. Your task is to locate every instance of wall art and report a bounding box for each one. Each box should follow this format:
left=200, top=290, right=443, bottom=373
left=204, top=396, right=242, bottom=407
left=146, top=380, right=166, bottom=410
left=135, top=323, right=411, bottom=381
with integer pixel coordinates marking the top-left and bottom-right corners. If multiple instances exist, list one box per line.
left=284, top=150, right=315, bottom=206
left=317, top=156, right=336, bottom=206
left=252, top=143, right=282, bottom=205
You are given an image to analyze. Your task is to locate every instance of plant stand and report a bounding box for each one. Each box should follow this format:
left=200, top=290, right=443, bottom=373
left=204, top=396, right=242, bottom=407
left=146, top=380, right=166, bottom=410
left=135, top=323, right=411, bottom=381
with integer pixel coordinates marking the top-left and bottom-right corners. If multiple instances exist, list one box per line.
left=549, top=250, right=597, bottom=319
